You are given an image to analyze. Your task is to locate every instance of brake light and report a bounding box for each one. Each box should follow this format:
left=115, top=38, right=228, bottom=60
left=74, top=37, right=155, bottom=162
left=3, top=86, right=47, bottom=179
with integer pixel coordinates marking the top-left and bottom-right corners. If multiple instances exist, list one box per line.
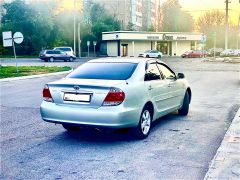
left=102, top=87, right=125, bottom=106
left=43, top=85, right=53, bottom=102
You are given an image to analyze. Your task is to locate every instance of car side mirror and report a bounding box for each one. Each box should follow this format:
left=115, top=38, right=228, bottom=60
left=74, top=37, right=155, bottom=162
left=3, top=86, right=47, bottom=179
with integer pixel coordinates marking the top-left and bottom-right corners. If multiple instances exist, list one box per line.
left=177, top=73, right=185, bottom=79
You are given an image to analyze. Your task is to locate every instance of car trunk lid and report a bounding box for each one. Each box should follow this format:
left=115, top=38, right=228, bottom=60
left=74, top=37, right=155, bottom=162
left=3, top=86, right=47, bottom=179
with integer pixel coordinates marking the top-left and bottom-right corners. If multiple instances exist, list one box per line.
left=48, top=78, right=125, bottom=108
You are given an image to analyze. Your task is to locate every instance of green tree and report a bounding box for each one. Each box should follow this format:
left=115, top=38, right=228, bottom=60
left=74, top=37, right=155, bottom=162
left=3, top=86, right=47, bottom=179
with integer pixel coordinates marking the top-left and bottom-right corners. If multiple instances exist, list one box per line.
left=1, top=0, right=120, bottom=56
left=86, top=3, right=120, bottom=52
left=161, top=0, right=193, bottom=32
left=126, top=22, right=135, bottom=31
left=1, top=0, right=55, bottom=55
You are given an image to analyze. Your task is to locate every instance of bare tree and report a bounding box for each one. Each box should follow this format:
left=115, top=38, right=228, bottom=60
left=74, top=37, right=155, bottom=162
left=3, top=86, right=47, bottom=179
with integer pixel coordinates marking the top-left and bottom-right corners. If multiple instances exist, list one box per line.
left=196, top=10, right=225, bottom=33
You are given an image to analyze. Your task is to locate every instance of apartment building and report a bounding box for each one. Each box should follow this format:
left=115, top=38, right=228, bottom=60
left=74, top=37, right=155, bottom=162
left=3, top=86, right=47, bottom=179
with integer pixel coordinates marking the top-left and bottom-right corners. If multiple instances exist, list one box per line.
left=84, top=0, right=159, bottom=31
left=142, top=0, right=158, bottom=30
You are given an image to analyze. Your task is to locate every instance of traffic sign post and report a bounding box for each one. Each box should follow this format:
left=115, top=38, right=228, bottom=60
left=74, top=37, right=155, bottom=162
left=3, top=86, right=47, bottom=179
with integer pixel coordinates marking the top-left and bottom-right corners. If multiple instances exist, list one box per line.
left=213, top=32, right=216, bottom=58
left=2, top=31, right=24, bottom=73
left=93, top=41, right=97, bottom=57
left=87, top=41, right=90, bottom=57
left=201, top=35, right=207, bottom=58
left=2, top=31, right=13, bottom=47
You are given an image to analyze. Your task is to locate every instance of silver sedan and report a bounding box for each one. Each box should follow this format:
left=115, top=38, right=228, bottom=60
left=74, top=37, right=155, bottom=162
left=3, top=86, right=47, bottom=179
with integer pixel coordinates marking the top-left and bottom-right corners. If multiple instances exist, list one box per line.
left=40, top=58, right=191, bottom=139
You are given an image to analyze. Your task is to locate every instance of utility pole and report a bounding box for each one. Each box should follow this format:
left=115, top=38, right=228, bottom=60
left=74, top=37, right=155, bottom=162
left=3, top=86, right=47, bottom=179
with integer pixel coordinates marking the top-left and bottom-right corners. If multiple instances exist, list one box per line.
left=73, top=0, right=76, bottom=55
left=225, top=0, right=230, bottom=50
left=237, top=14, right=240, bottom=50
left=78, top=22, right=81, bottom=58
left=156, top=0, right=161, bottom=32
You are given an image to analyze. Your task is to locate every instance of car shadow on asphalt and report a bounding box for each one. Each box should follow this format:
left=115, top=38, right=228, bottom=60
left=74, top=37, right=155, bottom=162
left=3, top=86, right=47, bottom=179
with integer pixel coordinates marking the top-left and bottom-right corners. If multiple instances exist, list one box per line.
left=57, top=113, right=181, bottom=143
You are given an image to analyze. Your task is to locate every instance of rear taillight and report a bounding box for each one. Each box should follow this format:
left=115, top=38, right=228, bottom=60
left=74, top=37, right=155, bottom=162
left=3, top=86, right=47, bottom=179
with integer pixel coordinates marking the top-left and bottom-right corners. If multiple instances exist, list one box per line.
left=43, top=85, right=53, bottom=102
left=102, top=87, right=125, bottom=106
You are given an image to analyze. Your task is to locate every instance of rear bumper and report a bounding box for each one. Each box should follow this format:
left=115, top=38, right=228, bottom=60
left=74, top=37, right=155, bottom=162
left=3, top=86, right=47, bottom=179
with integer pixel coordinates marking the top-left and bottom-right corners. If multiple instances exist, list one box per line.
left=40, top=101, right=140, bottom=128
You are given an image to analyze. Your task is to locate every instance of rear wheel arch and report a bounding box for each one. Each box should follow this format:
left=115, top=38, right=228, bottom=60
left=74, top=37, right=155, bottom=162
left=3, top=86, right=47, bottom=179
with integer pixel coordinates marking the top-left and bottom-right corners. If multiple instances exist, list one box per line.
left=186, top=88, right=192, bottom=103
left=133, top=101, right=154, bottom=139
left=143, top=101, right=154, bottom=118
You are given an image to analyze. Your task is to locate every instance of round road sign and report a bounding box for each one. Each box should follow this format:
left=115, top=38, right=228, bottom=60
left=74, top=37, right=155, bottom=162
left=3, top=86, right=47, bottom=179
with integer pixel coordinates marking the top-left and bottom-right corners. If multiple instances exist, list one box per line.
left=13, top=32, right=24, bottom=44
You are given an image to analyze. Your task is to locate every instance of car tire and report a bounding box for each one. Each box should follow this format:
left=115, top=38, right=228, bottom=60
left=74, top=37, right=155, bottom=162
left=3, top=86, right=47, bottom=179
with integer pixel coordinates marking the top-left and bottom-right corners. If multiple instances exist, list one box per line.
left=69, top=57, right=73, bottom=62
left=158, top=55, right=161, bottom=58
left=146, top=55, right=149, bottom=58
left=134, top=107, right=152, bottom=139
left=178, top=91, right=190, bottom=116
left=49, top=57, right=54, bottom=62
left=62, top=124, right=80, bottom=132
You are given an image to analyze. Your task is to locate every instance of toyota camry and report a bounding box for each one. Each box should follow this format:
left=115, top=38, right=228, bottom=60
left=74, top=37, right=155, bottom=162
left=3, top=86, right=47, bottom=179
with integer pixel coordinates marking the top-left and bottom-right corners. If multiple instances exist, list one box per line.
left=40, top=58, right=191, bottom=139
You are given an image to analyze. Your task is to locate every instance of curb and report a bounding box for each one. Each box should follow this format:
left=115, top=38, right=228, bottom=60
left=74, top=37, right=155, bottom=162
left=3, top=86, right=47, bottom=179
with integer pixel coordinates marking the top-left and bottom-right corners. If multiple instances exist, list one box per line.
left=0, top=69, right=73, bottom=82
left=204, top=108, right=240, bottom=180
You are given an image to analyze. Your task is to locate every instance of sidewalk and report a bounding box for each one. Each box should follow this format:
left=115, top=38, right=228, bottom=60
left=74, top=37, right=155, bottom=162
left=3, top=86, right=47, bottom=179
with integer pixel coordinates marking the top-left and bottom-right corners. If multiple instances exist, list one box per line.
left=205, top=57, right=240, bottom=63
left=204, top=108, right=240, bottom=179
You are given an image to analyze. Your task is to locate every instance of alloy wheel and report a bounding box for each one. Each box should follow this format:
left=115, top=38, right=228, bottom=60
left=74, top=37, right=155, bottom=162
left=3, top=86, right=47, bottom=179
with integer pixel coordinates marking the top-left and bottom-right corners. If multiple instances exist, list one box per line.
left=141, top=110, right=151, bottom=135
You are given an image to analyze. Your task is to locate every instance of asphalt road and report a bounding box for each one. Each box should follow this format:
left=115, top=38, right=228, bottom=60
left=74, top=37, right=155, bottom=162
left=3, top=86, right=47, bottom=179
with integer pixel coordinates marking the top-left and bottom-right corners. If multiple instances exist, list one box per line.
left=0, top=58, right=91, bottom=68
left=1, top=58, right=239, bottom=179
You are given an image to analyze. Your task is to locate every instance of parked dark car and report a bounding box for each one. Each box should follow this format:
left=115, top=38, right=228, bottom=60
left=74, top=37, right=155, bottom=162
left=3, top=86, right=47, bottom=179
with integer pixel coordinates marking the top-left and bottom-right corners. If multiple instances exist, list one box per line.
left=39, top=50, right=76, bottom=62
left=181, top=50, right=207, bottom=58
left=208, top=48, right=224, bottom=56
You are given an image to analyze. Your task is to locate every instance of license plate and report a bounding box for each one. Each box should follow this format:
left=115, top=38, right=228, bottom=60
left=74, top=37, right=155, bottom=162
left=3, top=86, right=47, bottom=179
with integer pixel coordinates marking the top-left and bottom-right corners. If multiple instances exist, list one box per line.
left=64, top=93, right=91, bottom=102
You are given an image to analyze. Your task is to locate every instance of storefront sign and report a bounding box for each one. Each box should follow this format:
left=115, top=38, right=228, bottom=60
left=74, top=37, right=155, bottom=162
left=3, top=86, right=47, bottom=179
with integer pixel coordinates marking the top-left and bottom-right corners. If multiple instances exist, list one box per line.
left=147, top=36, right=159, bottom=40
left=176, top=36, right=187, bottom=40
left=162, top=34, right=173, bottom=41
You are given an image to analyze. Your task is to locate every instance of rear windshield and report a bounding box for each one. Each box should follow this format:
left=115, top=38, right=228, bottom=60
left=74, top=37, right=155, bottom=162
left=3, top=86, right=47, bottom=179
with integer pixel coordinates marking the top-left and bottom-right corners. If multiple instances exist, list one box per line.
left=66, top=62, right=138, bottom=80
left=56, top=48, right=71, bottom=51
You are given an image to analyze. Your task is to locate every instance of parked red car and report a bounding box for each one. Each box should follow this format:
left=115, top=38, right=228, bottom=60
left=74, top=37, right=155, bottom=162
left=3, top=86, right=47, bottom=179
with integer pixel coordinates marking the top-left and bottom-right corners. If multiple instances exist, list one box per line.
left=181, top=50, right=207, bottom=58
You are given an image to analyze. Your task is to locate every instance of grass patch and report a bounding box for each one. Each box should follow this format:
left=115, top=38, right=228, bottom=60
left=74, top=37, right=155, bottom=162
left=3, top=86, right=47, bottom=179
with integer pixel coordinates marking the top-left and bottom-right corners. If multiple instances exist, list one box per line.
left=0, top=55, right=38, bottom=58
left=0, top=66, right=71, bottom=79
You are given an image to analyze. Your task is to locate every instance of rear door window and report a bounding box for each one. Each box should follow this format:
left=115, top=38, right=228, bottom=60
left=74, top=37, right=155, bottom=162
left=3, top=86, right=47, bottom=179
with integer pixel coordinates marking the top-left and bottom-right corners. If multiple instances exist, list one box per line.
left=58, top=48, right=71, bottom=51
left=145, top=63, right=161, bottom=81
left=67, top=62, right=137, bottom=80
left=46, top=50, right=54, bottom=54
left=55, top=51, right=61, bottom=54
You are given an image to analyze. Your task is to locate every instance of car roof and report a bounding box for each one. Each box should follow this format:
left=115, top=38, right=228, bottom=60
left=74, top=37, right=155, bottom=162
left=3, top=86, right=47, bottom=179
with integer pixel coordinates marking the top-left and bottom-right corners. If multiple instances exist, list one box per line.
left=54, top=47, right=72, bottom=48
left=88, top=57, right=165, bottom=64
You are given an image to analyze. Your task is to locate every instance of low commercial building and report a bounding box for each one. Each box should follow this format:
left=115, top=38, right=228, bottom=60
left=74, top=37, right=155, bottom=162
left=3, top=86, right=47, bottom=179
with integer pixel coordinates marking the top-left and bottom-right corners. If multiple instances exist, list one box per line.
left=102, top=31, right=204, bottom=57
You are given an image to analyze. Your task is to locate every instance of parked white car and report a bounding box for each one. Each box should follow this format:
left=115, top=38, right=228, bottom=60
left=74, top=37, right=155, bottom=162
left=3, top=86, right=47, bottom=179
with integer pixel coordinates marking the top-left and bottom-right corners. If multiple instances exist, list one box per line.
left=220, top=49, right=235, bottom=56
left=54, top=47, right=75, bottom=57
left=233, top=49, right=240, bottom=56
left=139, top=50, right=163, bottom=58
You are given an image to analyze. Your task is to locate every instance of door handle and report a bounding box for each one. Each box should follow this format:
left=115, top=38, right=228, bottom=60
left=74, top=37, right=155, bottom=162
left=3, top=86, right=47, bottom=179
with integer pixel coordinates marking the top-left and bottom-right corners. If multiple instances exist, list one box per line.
left=148, top=85, right=153, bottom=90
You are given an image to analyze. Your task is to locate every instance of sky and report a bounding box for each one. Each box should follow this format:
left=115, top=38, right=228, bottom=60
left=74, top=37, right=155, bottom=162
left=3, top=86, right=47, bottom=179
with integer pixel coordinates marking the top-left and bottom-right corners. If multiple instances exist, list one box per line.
left=2, top=0, right=240, bottom=25
left=178, top=0, right=240, bottom=25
